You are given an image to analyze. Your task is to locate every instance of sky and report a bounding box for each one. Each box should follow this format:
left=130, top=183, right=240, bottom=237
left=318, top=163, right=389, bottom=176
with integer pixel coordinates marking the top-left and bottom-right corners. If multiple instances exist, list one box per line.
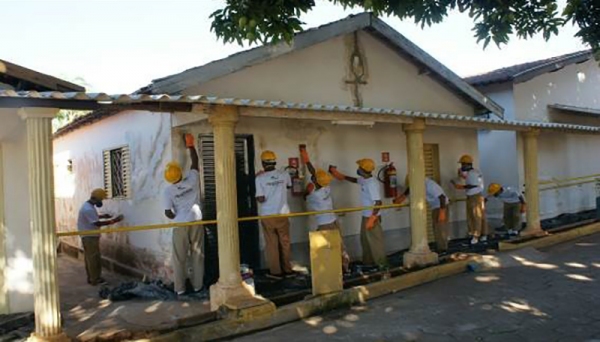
left=0, top=0, right=587, bottom=94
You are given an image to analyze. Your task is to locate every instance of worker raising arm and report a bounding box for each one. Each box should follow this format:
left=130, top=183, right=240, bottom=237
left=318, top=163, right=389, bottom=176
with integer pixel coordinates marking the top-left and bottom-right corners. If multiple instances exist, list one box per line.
left=329, top=159, right=387, bottom=267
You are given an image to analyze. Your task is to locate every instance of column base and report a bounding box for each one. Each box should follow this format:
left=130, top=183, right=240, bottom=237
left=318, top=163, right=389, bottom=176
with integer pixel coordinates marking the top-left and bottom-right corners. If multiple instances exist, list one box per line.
left=403, top=250, right=439, bottom=269
left=210, top=281, right=276, bottom=321
left=520, top=227, right=547, bottom=238
left=27, top=332, right=70, bottom=342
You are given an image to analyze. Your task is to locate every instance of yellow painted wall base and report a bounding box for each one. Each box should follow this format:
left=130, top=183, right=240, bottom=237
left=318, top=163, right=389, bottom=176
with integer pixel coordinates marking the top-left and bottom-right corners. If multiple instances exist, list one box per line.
left=309, top=230, right=343, bottom=296
left=499, top=222, right=600, bottom=251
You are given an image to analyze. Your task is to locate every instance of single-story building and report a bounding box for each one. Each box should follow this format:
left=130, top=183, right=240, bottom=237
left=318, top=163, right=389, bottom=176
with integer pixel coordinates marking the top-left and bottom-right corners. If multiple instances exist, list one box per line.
left=52, top=13, right=506, bottom=286
left=469, top=50, right=600, bottom=220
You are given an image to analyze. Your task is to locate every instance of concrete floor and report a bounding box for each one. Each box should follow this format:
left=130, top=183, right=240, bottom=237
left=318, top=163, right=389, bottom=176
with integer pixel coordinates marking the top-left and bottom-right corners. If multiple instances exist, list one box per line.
left=58, top=255, right=211, bottom=341
left=232, top=233, right=600, bottom=342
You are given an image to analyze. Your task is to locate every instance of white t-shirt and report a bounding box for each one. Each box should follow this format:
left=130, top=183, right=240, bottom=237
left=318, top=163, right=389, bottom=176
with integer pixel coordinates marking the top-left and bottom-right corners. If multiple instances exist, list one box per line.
left=255, top=169, right=291, bottom=216
left=425, top=178, right=447, bottom=209
left=465, top=168, right=484, bottom=196
left=77, top=201, right=100, bottom=237
left=495, top=186, right=522, bottom=204
left=162, top=169, right=202, bottom=223
left=358, top=176, right=382, bottom=217
left=306, top=186, right=336, bottom=226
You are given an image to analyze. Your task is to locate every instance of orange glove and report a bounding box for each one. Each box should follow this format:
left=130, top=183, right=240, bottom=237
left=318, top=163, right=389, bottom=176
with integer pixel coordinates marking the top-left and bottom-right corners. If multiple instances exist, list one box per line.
left=366, top=215, right=378, bottom=231
left=393, top=194, right=407, bottom=205
left=451, top=179, right=465, bottom=190
left=306, top=182, right=315, bottom=194
left=329, top=165, right=346, bottom=181
left=299, top=145, right=310, bottom=164
left=520, top=203, right=527, bottom=213
left=184, top=134, right=195, bottom=148
left=438, top=208, right=448, bottom=223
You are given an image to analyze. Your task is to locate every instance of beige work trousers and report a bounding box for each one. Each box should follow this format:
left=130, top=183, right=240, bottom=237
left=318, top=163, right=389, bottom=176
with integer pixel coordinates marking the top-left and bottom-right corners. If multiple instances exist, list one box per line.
left=82, top=237, right=102, bottom=284
left=432, top=208, right=449, bottom=252
left=360, top=216, right=387, bottom=266
left=466, top=194, right=489, bottom=238
left=172, top=225, right=204, bottom=293
left=504, top=202, right=522, bottom=231
left=261, top=217, right=293, bottom=275
left=317, top=220, right=350, bottom=273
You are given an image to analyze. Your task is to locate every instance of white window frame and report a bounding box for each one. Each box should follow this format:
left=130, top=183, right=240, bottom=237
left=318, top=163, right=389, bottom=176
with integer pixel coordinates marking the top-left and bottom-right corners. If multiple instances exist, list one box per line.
left=103, top=145, right=131, bottom=199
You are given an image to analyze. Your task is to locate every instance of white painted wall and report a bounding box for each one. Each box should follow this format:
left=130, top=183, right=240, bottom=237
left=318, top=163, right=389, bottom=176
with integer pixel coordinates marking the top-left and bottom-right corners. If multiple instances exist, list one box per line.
left=0, top=109, right=34, bottom=313
left=512, top=59, right=600, bottom=218
left=187, top=31, right=475, bottom=116
left=476, top=85, right=520, bottom=219
left=53, top=111, right=174, bottom=280
left=181, top=116, right=477, bottom=265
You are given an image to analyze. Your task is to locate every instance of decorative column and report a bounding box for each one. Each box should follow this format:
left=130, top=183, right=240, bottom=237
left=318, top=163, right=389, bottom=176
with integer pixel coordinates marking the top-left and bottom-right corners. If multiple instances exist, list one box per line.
left=521, top=129, right=543, bottom=236
left=0, top=144, right=7, bottom=314
left=19, top=108, right=68, bottom=342
left=402, top=119, right=438, bottom=268
left=207, top=105, right=275, bottom=315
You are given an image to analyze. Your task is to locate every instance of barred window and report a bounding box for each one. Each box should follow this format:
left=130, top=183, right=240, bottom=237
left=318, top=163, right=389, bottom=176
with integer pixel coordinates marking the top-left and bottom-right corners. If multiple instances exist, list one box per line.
left=103, top=146, right=131, bottom=199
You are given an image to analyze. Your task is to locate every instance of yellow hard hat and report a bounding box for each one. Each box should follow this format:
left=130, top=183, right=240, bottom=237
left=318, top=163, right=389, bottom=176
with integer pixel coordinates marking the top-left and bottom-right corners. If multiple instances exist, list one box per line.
left=315, top=169, right=332, bottom=187
left=91, top=188, right=107, bottom=200
left=164, top=162, right=182, bottom=184
left=488, top=183, right=502, bottom=196
left=356, top=158, right=375, bottom=173
left=261, top=150, right=277, bottom=162
left=458, top=154, right=474, bottom=164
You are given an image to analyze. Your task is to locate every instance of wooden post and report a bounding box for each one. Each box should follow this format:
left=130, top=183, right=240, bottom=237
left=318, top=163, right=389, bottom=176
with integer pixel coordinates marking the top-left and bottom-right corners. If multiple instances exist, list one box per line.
left=403, top=119, right=438, bottom=268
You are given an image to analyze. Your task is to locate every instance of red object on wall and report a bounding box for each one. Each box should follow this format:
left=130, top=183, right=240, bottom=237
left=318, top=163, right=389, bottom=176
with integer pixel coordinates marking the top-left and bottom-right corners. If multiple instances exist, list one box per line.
left=381, top=152, right=390, bottom=163
left=383, top=162, right=398, bottom=198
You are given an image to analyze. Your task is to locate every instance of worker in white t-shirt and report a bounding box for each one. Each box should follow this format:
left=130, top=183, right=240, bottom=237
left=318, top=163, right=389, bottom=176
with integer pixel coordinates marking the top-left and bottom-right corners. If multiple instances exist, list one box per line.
left=487, top=183, right=526, bottom=236
left=395, top=175, right=450, bottom=252
left=163, top=134, right=204, bottom=296
left=451, top=154, right=490, bottom=245
left=255, top=150, right=294, bottom=280
left=330, top=158, right=387, bottom=267
left=300, top=146, right=350, bottom=274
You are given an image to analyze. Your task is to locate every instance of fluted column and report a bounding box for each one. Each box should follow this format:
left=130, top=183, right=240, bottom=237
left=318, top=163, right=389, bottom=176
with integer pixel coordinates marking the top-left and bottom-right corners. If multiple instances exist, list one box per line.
left=0, top=144, right=7, bottom=314
left=19, top=108, right=68, bottom=342
left=207, top=106, right=274, bottom=314
left=402, top=119, right=438, bottom=269
left=521, top=129, right=543, bottom=236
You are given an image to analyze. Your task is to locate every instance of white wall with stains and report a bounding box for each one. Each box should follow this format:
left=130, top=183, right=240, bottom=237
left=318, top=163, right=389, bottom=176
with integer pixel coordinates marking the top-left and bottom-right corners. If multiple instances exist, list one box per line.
left=53, top=110, right=174, bottom=280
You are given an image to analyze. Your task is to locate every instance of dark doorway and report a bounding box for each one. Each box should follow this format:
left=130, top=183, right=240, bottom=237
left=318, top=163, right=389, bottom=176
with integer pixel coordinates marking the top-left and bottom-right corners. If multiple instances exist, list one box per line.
left=198, top=134, right=260, bottom=287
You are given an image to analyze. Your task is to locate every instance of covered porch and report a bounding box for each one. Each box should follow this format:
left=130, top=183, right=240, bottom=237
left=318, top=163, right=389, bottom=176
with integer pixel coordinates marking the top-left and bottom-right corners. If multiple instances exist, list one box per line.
left=1, top=90, right=598, bottom=341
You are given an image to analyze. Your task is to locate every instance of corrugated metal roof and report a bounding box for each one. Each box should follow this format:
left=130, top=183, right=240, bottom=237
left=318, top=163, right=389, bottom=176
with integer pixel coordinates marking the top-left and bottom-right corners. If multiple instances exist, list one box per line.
left=1, top=90, right=599, bottom=134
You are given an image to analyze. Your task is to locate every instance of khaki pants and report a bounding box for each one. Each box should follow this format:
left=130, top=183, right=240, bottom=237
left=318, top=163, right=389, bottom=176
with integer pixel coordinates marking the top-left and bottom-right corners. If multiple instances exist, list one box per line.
left=432, top=208, right=449, bottom=252
left=504, top=202, right=522, bottom=231
left=261, top=217, right=292, bottom=275
left=360, top=217, right=387, bottom=266
left=172, top=225, right=204, bottom=293
left=466, top=194, right=489, bottom=238
left=317, top=220, right=350, bottom=273
left=82, top=237, right=102, bottom=284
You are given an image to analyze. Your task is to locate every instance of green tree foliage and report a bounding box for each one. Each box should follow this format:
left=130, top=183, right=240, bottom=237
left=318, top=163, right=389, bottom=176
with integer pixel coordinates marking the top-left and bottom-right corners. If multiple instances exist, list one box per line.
left=210, top=0, right=599, bottom=55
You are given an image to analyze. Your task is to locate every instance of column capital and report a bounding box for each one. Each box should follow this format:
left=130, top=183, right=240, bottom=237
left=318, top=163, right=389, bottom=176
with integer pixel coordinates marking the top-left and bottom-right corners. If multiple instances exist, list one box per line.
left=402, top=119, right=426, bottom=133
left=18, top=108, right=59, bottom=120
left=522, top=129, right=540, bottom=138
left=207, top=105, right=239, bottom=127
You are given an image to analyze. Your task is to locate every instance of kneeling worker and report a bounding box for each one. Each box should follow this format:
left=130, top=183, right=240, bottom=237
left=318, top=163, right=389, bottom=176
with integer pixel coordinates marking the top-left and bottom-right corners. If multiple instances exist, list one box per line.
left=487, top=183, right=526, bottom=236
left=300, top=146, right=350, bottom=274
left=395, top=175, right=449, bottom=253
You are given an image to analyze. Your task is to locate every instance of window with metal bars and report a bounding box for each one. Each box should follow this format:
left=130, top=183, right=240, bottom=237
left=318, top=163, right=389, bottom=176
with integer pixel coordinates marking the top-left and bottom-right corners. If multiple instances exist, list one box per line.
left=102, top=146, right=131, bottom=199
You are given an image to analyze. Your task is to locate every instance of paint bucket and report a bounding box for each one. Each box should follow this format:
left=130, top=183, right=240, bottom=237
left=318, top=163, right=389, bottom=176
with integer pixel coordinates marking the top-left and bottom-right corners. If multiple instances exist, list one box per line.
left=241, top=264, right=255, bottom=290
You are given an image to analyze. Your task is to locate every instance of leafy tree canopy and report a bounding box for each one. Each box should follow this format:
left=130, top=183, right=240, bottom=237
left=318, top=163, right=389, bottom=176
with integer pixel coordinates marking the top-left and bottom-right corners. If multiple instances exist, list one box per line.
left=210, top=0, right=599, bottom=56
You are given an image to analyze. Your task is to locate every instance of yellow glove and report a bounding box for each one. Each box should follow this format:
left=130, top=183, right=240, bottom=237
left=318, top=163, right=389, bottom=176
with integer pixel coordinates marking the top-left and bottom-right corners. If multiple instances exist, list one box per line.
left=306, top=182, right=315, bottom=194
left=366, top=215, right=378, bottom=231
left=393, top=194, right=407, bottom=205
left=438, top=208, right=448, bottom=223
